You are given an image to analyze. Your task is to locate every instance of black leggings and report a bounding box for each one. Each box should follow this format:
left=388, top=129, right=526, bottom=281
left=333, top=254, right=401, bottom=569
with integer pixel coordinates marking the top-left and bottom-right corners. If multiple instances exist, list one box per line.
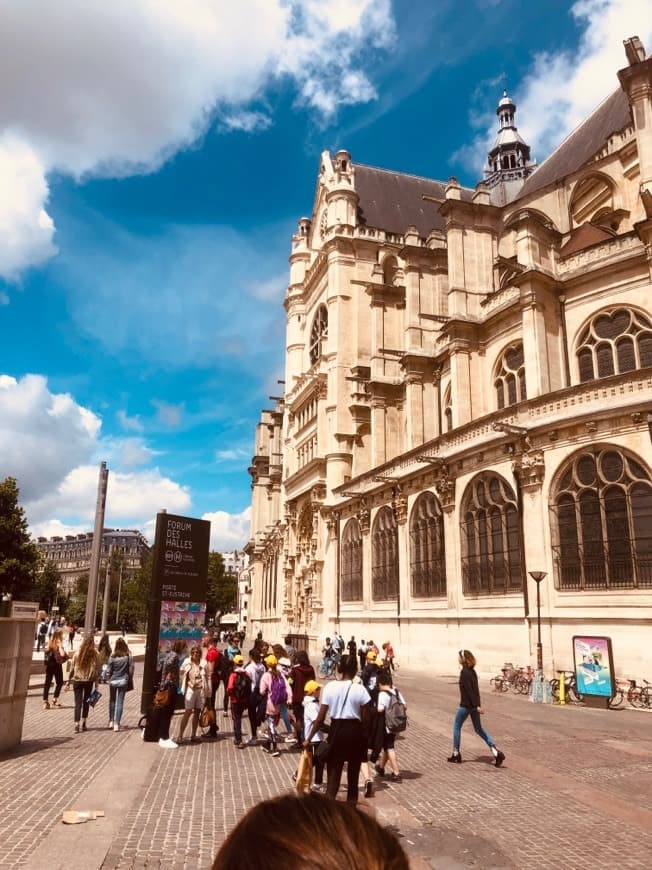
left=44, top=663, right=64, bottom=701
left=326, top=720, right=365, bottom=803
left=73, top=680, right=93, bottom=722
left=158, top=695, right=177, bottom=740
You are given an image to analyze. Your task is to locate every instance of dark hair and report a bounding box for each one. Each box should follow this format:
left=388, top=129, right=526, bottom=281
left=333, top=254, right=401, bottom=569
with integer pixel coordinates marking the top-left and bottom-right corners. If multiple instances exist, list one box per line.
left=113, top=637, right=129, bottom=658
left=212, top=793, right=408, bottom=870
left=272, top=643, right=286, bottom=659
left=284, top=636, right=291, bottom=645
left=377, top=669, right=393, bottom=688
left=98, top=633, right=112, bottom=655
left=460, top=649, right=476, bottom=668
left=295, top=649, right=310, bottom=667
left=172, top=639, right=187, bottom=655
left=249, top=648, right=261, bottom=663
left=337, top=654, right=357, bottom=679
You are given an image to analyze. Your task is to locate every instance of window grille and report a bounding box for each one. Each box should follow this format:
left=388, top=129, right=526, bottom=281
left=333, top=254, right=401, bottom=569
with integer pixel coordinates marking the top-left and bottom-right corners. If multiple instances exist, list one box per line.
left=309, top=304, right=328, bottom=365
left=550, top=448, right=652, bottom=590
left=409, top=492, right=446, bottom=597
left=576, top=308, right=652, bottom=383
left=341, top=518, right=363, bottom=601
left=460, top=473, right=522, bottom=594
left=494, top=343, right=526, bottom=409
left=371, top=507, right=399, bottom=600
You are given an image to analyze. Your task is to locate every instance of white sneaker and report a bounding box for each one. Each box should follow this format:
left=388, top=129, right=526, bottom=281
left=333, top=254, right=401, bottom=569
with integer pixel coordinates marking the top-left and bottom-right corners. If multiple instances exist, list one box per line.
left=158, top=738, right=178, bottom=749
left=113, top=723, right=120, bottom=732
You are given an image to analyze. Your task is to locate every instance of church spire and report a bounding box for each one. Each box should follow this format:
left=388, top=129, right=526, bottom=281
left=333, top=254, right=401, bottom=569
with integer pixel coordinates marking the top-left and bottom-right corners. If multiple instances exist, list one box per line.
left=484, top=90, right=536, bottom=205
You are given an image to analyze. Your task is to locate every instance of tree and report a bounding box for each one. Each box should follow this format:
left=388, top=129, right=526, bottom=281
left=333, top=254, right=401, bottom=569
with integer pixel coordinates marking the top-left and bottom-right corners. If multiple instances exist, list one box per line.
left=34, top=560, right=61, bottom=611
left=0, top=477, right=39, bottom=599
left=205, top=552, right=237, bottom=622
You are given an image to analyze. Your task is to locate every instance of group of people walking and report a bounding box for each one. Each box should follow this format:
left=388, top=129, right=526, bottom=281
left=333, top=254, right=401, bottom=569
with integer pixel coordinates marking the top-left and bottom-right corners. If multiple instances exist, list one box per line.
left=42, top=631, right=134, bottom=733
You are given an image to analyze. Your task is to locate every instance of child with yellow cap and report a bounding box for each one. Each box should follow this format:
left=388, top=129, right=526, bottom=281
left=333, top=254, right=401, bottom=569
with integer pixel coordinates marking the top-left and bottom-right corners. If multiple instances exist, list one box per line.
left=303, top=680, right=327, bottom=792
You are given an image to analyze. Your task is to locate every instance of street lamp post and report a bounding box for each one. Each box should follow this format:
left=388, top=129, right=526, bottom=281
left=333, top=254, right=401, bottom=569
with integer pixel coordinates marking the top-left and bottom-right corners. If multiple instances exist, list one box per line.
left=528, top=571, right=547, bottom=672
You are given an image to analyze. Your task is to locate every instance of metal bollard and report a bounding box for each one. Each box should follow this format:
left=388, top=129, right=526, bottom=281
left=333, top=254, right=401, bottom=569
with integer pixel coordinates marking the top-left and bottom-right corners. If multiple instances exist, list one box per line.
left=559, top=671, right=566, bottom=706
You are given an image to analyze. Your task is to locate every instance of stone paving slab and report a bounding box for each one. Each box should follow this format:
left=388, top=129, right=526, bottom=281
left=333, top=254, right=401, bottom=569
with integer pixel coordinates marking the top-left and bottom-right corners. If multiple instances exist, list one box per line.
left=2, top=664, right=652, bottom=869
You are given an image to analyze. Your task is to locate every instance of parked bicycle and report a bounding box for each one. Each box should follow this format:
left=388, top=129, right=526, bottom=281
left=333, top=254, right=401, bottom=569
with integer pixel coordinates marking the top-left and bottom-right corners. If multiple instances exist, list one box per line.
left=489, top=664, right=531, bottom=695
left=608, top=678, right=651, bottom=709
left=550, top=671, right=584, bottom=703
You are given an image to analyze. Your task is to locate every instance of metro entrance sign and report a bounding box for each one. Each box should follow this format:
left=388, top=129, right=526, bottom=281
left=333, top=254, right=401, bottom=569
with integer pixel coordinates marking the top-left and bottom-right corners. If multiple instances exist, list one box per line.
left=153, top=513, right=210, bottom=601
left=141, top=512, right=211, bottom=713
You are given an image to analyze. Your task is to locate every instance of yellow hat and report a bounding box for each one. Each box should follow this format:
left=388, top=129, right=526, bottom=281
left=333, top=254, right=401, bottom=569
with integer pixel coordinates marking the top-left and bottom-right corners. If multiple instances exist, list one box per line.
left=264, top=654, right=277, bottom=667
left=366, top=650, right=376, bottom=660
left=375, top=655, right=385, bottom=665
left=304, top=680, right=322, bottom=695
left=233, top=654, right=244, bottom=664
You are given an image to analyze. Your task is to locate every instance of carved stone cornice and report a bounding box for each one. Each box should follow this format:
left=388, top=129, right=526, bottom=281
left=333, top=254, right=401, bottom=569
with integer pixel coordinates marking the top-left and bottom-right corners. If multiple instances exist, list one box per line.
left=434, top=469, right=456, bottom=512
left=357, top=497, right=371, bottom=535
left=512, top=446, right=545, bottom=491
left=391, top=485, right=408, bottom=525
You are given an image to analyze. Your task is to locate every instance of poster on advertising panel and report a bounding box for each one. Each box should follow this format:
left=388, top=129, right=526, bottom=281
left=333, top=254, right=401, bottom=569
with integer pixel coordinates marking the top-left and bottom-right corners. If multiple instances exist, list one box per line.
left=157, top=600, right=207, bottom=669
left=573, top=636, right=615, bottom=697
left=152, top=512, right=211, bottom=602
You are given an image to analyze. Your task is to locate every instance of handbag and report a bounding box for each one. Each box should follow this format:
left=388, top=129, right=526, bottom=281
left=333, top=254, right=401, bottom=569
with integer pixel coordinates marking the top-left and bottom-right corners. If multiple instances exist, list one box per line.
left=313, top=739, right=330, bottom=763
left=295, top=748, right=313, bottom=794
left=154, top=687, right=172, bottom=707
left=126, top=656, right=134, bottom=692
left=199, top=707, right=216, bottom=729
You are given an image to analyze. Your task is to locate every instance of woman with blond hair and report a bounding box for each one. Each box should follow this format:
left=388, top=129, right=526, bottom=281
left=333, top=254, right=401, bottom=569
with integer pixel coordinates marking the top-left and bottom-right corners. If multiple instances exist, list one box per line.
left=107, top=636, right=134, bottom=732
left=448, top=649, right=505, bottom=767
left=43, top=628, right=68, bottom=709
left=67, top=635, right=101, bottom=733
left=177, top=645, right=209, bottom=743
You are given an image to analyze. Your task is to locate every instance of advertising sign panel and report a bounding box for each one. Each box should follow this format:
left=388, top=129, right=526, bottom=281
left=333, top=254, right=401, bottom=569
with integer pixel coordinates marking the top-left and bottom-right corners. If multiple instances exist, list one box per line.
left=152, top=513, right=211, bottom=601
left=573, top=636, right=615, bottom=698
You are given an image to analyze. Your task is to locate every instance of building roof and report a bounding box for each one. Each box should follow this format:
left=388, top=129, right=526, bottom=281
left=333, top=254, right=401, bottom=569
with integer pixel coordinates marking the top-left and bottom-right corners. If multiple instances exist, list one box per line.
left=518, top=89, right=631, bottom=199
left=355, top=164, right=473, bottom=237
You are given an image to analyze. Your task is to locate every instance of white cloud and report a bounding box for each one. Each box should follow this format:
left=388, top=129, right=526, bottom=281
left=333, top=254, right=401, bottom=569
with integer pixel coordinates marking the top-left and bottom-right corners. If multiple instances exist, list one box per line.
left=153, top=400, right=185, bottom=429
left=116, top=439, right=154, bottom=468
left=455, top=0, right=652, bottom=174
left=0, top=134, right=57, bottom=280
left=0, top=373, right=100, bottom=502
left=220, top=111, right=272, bottom=133
left=215, top=447, right=250, bottom=463
left=202, top=506, right=251, bottom=551
left=26, top=465, right=191, bottom=529
left=0, top=0, right=395, bottom=278
left=117, top=409, right=144, bottom=433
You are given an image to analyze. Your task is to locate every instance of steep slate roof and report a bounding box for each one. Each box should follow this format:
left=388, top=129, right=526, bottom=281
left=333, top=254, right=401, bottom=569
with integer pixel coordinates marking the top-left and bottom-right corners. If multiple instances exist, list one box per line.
left=355, top=164, right=474, bottom=237
left=518, top=89, right=632, bottom=199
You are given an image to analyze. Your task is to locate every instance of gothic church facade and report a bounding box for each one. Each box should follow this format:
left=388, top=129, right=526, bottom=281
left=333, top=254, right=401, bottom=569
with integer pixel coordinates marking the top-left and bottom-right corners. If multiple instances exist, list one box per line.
left=246, top=40, right=652, bottom=675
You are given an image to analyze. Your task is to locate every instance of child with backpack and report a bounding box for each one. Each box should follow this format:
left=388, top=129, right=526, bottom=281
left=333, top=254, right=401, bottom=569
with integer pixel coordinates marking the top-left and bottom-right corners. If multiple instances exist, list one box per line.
left=375, top=671, right=407, bottom=783
left=259, top=654, right=292, bottom=757
left=227, top=654, right=252, bottom=748
left=302, top=680, right=327, bottom=792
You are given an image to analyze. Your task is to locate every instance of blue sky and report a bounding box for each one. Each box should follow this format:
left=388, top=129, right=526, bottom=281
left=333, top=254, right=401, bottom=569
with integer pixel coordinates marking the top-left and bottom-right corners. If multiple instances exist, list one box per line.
left=1, top=0, right=650, bottom=549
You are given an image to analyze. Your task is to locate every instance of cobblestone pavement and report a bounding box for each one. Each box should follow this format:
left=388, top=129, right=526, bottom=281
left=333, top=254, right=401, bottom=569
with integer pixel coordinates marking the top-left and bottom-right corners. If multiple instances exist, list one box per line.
left=2, top=663, right=651, bottom=869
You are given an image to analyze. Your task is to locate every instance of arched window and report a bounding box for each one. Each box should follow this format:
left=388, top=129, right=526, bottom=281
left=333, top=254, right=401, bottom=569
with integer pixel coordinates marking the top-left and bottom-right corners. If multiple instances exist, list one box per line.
left=550, top=448, right=652, bottom=590
left=494, top=343, right=526, bottom=409
left=309, top=304, right=328, bottom=365
left=460, top=473, right=522, bottom=594
left=409, top=491, right=446, bottom=597
left=341, top=518, right=363, bottom=602
left=371, top=506, right=399, bottom=601
left=576, top=308, right=652, bottom=383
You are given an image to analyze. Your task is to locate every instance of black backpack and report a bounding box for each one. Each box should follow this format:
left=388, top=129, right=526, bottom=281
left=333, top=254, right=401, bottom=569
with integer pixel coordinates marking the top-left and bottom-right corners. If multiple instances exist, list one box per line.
left=232, top=670, right=252, bottom=703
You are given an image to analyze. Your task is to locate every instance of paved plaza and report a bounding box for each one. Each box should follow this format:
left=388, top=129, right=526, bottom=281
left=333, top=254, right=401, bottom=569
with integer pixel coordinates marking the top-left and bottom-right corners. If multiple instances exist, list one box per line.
left=2, top=656, right=651, bottom=870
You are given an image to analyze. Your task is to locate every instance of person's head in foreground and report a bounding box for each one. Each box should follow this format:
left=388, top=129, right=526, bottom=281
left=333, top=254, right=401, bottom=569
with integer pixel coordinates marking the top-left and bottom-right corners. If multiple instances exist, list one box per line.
left=212, top=792, right=409, bottom=870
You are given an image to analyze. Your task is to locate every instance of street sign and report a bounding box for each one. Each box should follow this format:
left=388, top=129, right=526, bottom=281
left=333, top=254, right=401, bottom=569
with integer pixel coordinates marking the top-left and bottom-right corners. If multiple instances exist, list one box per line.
left=152, top=512, right=211, bottom=601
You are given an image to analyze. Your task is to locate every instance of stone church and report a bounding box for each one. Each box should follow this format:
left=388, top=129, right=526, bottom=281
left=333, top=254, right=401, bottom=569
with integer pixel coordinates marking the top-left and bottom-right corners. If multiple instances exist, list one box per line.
left=245, top=38, right=652, bottom=676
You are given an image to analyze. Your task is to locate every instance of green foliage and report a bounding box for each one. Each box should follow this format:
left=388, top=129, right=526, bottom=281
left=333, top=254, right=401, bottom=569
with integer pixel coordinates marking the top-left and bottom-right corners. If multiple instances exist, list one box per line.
left=205, top=552, right=237, bottom=621
left=34, top=560, right=61, bottom=611
left=65, top=593, right=88, bottom=626
left=116, top=552, right=151, bottom=631
left=0, top=477, right=39, bottom=599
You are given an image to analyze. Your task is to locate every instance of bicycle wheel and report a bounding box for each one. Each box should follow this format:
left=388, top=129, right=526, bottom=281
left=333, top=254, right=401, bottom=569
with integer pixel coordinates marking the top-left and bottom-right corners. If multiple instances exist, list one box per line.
left=640, top=687, right=652, bottom=708
left=515, top=676, right=530, bottom=695
left=568, top=685, right=584, bottom=703
left=629, top=689, right=645, bottom=709
left=608, top=690, right=623, bottom=708
left=550, top=679, right=560, bottom=701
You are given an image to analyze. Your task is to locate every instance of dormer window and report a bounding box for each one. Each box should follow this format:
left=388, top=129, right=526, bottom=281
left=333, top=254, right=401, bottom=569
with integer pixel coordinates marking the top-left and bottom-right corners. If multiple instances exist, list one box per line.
left=309, top=304, right=328, bottom=365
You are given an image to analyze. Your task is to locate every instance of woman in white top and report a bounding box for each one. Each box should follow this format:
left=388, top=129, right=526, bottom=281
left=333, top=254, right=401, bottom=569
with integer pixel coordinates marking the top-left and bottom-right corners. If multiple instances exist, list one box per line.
left=177, top=646, right=209, bottom=743
left=303, top=654, right=371, bottom=803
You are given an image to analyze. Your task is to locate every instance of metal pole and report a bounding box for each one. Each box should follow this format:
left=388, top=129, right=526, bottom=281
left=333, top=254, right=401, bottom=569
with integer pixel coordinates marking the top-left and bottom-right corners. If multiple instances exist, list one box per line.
left=116, top=563, right=123, bottom=626
left=536, top=579, right=543, bottom=672
left=85, top=462, right=109, bottom=637
left=141, top=510, right=165, bottom=714
left=100, top=544, right=114, bottom=635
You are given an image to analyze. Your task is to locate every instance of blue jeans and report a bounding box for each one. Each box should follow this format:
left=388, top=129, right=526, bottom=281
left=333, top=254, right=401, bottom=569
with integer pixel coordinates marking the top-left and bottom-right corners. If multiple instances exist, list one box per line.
left=279, top=703, right=293, bottom=733
left=453, top=706, right=494, bottom=751
left=109, top=685, right=126, bottom=725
